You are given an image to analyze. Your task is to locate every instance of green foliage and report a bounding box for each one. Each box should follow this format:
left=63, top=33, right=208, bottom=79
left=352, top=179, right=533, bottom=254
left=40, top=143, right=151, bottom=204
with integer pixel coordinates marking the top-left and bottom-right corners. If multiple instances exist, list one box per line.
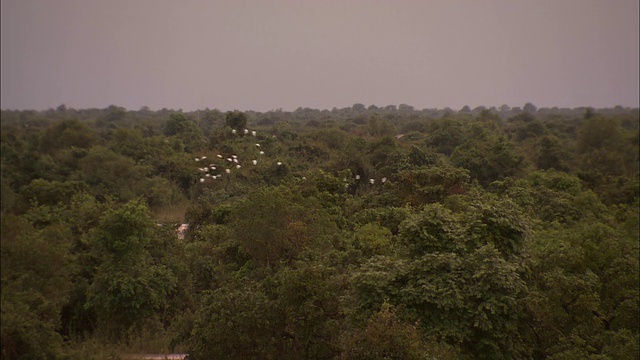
left=526, top=220, right=639, bottom=359
left=534, top=135, right=571, bottom=171
left=0, top=105, right=637, bottom=358
left=164, top=113, right=190, bottom=136
left=189, top=285, right=279, bottom=359
left=392, top=165, right=470, bottom=205
left=353, top=223, right=394, bottom=255
left=338, top=302, right=440, bottom=360
left=73, top=146, right=152, bottom=201
left=451, top=129, right=525, bottom=186
left=189, top=261, right=345, bottom=360
left=368, top=114, right=396, bottom=137
left=164, top=113, right=207, bottom=152
left=86, top=199, right=177, bottom=342
left=39, top=119, right=96, bottom=154
left=228, top=185, right=338, bottom=268
left=19, top=179, right=89, bottom=208
left=425, top=117, right=465, bottom=156
left=1, top=215, right=74, bottom=359
left=224, top=110, right=248, bottom=130
left=577, top=115, right=624, bottom=153
left=501, top=170, right=607, bottom=224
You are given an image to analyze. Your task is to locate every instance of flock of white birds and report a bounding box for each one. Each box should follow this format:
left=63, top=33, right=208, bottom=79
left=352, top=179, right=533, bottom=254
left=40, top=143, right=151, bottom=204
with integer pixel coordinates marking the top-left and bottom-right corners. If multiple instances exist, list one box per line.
left=195, top=128, right=275, bottom=183
left=195, top=127, right=390, bottom=186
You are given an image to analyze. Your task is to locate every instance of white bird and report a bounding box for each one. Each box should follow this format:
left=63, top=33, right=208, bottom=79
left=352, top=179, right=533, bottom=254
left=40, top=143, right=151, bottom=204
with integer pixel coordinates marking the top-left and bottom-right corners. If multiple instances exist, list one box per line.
left=243, top=129, right=249, bottom=135
left=302, top=176, right=306, bottom=180
left=195, top=158, right=200, bottom=161
left=277, top=161, right=282, bottom=166
left=252, top=160, right=257, bottom=165
left=256, top=143, right=261, bottom=147
left=205, top=174, right=211, bottom=177
left=381, top=177, right=387, bottom=183
left=216, top=154, right=223, bottom=158
left=227, top=158, right=233, bottom=162
left=355, top=175, right=361, bottom=180
left=225, top=169, right=231, bottom=174
left=200, top=178, right=205, bottom=183
left=233, top=158, right=239, bottom=163
left=369, top=178, right=375, bottom=184
left=232, top=129, right=237, bottom=134
left=201, top=156, right=207, bottom=160
left=232, top=155, right=238, bottom=159
left=251, top=131, right=256, bottom=136
left=259, top=151, right=264, bottom=155
left=236, top=164, right=242, bottom=169
left=210, top=166, right=216, bottom=170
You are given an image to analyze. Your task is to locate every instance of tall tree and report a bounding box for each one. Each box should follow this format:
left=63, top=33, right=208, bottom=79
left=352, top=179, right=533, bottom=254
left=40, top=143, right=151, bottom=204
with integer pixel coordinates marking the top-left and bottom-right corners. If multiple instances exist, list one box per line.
left=85, top=199, right=177, bottom=341
left=225, top=110, right=248, bottom=131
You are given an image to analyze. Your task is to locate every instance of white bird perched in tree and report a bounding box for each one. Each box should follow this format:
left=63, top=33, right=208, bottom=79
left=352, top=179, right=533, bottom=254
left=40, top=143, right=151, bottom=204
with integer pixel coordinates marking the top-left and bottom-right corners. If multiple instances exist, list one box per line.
left=355, top=175, right=361, bottom=180
left=233, top=158, right=239, bottom=163
left=369, top=178, right=375, bottom=184
left=232, top=155, right=238, bottom=159
left=244, top=129, right=249, bottom=135
left=277, top=161, right=282, bottom=166
left=205, top=174, right=211, bottom=177
left=252, top=160, right=257, bottom=165
left=216, top=154, right=223, bottom=158
left=195, top=158, right=200, bottom=161
left=227, top=157, right=233, bottom=162
left=259, top=151, right=264, bottom=155
left=236, top=164, right=242, bottom=169
left=231, top=129, right=237, bottom=135
left=256, top=143, right=261, bottom=147
left=201, top=156, right=207, bottom=160
left=381, top=177, right=387, bottom=183
left=225, top=169, right=231, bottom=174
left=210, top=166, right=216, bottom=170
left=200, top=178, right=205, bottom=183
left=251, top=131, right=256, bottom=136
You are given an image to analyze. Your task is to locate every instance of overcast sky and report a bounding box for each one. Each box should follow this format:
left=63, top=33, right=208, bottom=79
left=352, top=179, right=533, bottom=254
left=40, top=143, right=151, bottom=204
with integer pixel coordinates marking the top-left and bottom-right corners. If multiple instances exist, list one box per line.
left=1, top=0, right=638, bottom=112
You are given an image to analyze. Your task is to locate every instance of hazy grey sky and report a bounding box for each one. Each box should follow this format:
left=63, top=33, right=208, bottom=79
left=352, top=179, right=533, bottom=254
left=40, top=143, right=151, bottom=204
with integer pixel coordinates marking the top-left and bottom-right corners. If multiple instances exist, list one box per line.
left=1, top=0, right=638, bottom=111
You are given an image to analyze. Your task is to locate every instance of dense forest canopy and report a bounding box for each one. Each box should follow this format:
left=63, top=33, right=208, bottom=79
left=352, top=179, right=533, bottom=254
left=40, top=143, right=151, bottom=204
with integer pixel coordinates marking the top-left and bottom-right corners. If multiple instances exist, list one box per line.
left=1, top=104, right=638, bottom=359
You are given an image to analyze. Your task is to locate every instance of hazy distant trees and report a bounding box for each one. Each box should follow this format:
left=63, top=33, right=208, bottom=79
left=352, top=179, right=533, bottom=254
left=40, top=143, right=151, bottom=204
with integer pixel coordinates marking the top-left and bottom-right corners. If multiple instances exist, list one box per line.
left=523, top=102, right=537, bottom=113
left=352, top=103, right=366, bottom=112
left=164, top=113, right=207, bottom=152
left=225, top=110, right=248, bottom=130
